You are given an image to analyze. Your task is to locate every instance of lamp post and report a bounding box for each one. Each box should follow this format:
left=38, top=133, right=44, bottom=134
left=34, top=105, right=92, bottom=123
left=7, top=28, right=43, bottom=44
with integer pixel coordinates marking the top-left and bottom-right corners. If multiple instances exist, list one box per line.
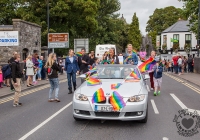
left=197, top=0, right=200, bottom=57
left=47, top=0, right=50, bottom=54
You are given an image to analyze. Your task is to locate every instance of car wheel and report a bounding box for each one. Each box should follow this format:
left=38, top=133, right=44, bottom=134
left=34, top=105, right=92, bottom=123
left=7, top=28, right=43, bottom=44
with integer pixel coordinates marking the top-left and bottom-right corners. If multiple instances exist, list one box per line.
left=73, top=116, right=83, bottom=121
left=139, top=105, right=148, bottom=123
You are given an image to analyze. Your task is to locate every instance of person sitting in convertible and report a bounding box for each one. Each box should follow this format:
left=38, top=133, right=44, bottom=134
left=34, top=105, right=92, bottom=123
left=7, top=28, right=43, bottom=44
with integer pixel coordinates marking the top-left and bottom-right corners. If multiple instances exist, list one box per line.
left=99, top=68, right=115, bottom=78
left=121, top=68, right=131, bottom=78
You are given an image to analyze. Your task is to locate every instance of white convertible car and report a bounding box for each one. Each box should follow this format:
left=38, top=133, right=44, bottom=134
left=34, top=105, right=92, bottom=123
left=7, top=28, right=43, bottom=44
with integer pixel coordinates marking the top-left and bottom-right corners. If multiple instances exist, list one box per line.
left=73, top=64, right=150, bottom=123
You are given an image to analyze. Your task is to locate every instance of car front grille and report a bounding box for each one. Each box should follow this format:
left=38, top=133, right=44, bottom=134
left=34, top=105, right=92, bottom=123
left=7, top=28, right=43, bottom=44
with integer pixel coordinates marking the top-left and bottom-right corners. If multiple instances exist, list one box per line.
left=95, top=112, right=120, bottom=117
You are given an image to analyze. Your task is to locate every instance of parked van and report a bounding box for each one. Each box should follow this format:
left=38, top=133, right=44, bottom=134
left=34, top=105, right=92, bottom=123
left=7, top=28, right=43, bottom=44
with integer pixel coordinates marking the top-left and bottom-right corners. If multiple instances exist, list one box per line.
left=95, top=44, right=116, bottom=58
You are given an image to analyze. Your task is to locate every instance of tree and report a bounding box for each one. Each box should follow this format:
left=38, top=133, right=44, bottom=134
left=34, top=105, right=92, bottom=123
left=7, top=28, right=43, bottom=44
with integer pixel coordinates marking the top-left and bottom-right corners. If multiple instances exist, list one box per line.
left=178, top=0, right=198, bottom=36
left=148, top=31, right=157, bottom=50
left=128, top=13, right=141, bottom=50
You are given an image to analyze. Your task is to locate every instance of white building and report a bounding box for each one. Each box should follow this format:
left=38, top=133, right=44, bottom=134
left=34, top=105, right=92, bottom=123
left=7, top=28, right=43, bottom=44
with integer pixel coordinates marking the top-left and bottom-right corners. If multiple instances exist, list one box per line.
left=161, top=20, right=197, bottom=56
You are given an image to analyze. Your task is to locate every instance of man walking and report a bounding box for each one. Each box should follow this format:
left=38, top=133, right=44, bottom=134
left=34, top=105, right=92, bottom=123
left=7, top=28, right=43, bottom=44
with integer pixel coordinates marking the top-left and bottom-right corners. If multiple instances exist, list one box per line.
left=65, top=49, right=79, bottom=94
left=124, top=44, right=138, bottom=65
left=9, top=51, right=18, bottom=91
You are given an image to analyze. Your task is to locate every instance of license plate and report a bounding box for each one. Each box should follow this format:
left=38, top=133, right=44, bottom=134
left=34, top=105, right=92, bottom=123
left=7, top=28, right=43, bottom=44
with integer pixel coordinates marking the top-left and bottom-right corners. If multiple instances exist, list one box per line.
left=95, top=105, right=113, bottom=112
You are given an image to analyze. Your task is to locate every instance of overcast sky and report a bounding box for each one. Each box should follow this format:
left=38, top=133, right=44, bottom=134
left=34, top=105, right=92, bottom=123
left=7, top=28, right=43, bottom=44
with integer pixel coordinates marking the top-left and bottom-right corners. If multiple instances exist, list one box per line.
left=118, top=0, right=184, bottom=35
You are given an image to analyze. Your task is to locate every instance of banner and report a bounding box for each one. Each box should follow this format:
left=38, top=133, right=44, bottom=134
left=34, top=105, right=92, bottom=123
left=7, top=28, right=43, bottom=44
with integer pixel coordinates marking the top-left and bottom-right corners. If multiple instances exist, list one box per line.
left=0, top=31, right=19, bottom=46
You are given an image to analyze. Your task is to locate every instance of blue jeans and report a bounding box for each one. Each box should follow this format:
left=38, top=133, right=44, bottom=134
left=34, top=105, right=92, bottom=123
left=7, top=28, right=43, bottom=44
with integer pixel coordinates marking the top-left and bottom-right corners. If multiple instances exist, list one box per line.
left=49, top=78, right=59, bottom=99
left=178, top=65, right=182, bottom=73
left=174, top=65, right=178, bottom=74
left=37, top=68, right=42, bottom=79
left=67, top=72, right=76, bottom=90
left=41, top=67, right=46, bottom=79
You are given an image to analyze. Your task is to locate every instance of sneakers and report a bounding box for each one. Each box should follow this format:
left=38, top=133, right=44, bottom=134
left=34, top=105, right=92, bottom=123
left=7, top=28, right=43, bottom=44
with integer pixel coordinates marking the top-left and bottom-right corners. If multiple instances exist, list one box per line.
left=48, top=99, right=54, bottom=102
left=68, top=90, right=72, bottom=94
left=55, top=98, right=60, bottom=102
left=158, top=91, right=161, bottom=95
left=154, top=92, right=157, bottom=96
left=13, top=103, right=22, bottom=107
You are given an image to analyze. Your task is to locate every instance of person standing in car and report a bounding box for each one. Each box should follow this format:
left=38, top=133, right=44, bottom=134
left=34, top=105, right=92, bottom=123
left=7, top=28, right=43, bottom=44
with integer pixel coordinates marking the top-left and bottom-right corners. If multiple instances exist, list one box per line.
left=124, top=44, right=138, bottom=65
left=105, top=48, right=119, bottom=64
left=89, top=50, right=95, bottom=67
left=11, top=54, right=23, bottom=107
left=65, top=49, right=79, bottom=94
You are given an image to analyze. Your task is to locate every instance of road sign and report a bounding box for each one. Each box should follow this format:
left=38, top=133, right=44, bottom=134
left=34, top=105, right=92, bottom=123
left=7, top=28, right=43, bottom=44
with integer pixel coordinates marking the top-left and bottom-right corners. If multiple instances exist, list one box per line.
left=48, top=33, right=69, bottom=48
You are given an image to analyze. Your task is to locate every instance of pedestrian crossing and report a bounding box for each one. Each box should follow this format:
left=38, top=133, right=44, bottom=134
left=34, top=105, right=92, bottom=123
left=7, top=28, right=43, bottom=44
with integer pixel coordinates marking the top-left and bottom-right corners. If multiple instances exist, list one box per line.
left=164, top=72, right=200, bottom=94
left=0, top=79, right=67, bottom=105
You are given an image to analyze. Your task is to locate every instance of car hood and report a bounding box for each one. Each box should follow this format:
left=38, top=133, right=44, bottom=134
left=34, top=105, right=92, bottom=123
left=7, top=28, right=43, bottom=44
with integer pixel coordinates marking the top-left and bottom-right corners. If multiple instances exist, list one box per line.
left=79, top=79, right=143, bottom=97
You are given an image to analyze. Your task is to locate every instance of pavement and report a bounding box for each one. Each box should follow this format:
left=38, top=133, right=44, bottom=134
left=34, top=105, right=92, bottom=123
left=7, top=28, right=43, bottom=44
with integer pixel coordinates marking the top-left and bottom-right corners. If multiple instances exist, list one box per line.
left=0, top=74, right=200, bottom=140
left=0, top=74, right=67, bottom=98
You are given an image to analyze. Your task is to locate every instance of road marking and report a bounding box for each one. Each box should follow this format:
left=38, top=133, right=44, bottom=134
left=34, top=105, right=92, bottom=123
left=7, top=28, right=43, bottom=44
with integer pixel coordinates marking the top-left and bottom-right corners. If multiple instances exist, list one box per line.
left=0, top=79, right=68, bottom=105
left=150, top=99, right=159, bottom=114
left=170, top=94, right=187, bottom=109
left=19, top=102, right=72, bottom=140
left=163, top=137, right=169, bottom=140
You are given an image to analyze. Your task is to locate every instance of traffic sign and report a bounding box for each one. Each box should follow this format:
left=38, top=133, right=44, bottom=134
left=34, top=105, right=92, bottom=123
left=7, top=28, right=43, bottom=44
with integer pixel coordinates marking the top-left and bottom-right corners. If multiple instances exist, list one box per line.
left=48, top=33, right=69, bottom=48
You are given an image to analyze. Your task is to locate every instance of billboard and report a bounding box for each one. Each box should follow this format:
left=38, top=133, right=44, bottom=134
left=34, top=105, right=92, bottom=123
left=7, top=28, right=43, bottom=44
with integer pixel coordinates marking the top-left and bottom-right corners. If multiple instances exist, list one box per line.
left=48, top=33, right=69, bottom=48
left=0, top=31, right=19, bottom=46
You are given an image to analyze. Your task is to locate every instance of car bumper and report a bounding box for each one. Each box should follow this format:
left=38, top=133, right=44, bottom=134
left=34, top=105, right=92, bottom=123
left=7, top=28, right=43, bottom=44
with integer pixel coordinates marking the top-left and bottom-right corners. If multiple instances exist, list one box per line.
left=73, top=96, right=148, bottom=121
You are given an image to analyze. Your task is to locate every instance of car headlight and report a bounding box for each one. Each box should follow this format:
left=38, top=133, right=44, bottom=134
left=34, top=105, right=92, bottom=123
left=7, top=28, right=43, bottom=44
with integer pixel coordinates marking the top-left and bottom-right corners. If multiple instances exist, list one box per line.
left=128, top=95, right=145, bottom=102
left=75, top=93, right=88, bottom=101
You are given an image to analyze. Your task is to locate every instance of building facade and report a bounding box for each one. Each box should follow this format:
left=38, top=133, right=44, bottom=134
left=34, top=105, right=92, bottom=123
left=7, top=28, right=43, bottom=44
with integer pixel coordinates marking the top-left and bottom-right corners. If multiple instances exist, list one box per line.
left=0, top=19, right=41, bottom=63
left=161, top=20, right=197, bottom=56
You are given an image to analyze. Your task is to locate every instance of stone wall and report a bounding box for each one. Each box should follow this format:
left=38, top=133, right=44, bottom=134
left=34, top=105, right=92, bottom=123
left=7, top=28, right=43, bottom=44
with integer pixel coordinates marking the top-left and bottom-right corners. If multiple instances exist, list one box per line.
left=0, top=19, right=41, bottom=63
left=194, top=57, right=200, bottom=74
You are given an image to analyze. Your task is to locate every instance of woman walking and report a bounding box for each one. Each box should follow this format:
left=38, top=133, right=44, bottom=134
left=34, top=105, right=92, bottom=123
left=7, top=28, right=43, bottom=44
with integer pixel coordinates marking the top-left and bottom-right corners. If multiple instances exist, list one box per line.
left=11, top=54, right=23, bottom=107
left=46, top=53, right=61, bottom=102
left=149, top=51, right=156, bottom=90
left=26, top=55, right=34, bottom=87
left=65, top=49, right=79, bottom=94
left=37, top=56, right=43, bottom=81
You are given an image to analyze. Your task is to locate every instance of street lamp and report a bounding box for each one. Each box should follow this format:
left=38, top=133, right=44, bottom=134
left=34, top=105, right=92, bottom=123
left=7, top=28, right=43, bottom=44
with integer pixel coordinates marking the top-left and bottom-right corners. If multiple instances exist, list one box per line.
left=47, top=0, right=50, bottom=54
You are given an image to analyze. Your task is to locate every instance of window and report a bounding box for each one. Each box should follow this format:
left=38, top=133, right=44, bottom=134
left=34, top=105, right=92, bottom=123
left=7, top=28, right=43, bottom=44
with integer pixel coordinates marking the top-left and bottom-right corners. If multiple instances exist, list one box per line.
left=173, top=34, right=179, bottom=40
left=163, top=35, right=167, bottom=45
left=173, top=34, right=179, bottom=50
left=185, top=34, right=191, bottom=45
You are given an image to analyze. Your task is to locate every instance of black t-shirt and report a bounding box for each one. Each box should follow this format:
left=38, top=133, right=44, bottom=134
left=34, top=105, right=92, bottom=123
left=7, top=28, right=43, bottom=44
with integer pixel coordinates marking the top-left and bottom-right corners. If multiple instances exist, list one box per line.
left=47, top=62, right=60, bottom=79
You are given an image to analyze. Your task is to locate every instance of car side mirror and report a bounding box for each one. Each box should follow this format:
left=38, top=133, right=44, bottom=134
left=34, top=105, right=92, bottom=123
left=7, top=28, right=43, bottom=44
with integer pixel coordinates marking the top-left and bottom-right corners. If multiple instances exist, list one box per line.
left=144, top=74, right=150, bottom=80
left=79, top=74, right=86, bottom=79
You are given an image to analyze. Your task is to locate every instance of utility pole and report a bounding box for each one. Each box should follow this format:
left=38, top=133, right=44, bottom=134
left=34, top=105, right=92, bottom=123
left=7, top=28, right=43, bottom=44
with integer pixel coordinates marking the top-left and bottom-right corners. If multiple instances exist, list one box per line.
left=198, top=0, right=200, bottom=57
left=47, top=0, right=51, bottom=54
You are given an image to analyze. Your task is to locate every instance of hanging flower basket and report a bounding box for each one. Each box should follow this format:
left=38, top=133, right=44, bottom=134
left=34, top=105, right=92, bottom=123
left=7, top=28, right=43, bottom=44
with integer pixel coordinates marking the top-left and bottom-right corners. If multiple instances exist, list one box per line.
left=172, top=43, right=179, bottom=52
left=162, top=44, right=167, bottom=53
left=184, top=44, right=190, bottom=54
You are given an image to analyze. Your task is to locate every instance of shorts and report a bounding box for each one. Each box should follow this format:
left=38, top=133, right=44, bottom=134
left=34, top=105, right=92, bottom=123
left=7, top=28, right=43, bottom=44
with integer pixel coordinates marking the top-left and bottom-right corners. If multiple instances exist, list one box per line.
left=153, top=77, right=162, bottom=87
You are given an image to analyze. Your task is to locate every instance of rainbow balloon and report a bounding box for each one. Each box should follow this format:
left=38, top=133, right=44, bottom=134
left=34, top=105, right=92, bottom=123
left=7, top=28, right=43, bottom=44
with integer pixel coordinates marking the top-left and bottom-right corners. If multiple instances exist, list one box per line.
left=109, top=91, right=126, bottom=111
left=138, top=57, right=156, bottom=73
left=76, top=52, right=82, bottom=57
left=86, top=77, right=101, bottom=86
left=92, top=88, right=106, bottom=103
left=111, top=83, right=122, bottom=90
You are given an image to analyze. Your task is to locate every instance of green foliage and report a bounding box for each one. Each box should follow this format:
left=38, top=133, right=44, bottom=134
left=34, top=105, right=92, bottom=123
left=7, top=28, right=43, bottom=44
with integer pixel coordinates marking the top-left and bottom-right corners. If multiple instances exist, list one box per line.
left=0, top=0, right=129, bottom=55
left=178, top=0, right=198, bottom=37
left=128, top=13, right=142, bottom=50
left=148, top=31, right=157, bottom=50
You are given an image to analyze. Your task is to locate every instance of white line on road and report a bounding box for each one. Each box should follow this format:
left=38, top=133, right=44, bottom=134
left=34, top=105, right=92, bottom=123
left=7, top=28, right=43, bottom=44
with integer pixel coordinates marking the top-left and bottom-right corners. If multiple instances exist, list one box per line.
left=170, top=94, right=187, bottom=109
left=151, top=99, right=159, bottom=114
left=19, top=102, right=72, bottom=140
left=163, top=137, right=169, bottom=140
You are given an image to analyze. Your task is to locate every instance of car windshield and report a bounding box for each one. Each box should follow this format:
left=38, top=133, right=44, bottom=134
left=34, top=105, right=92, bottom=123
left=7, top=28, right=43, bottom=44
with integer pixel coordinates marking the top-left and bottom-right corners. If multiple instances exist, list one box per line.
left=95, top=64, right=140, bottom=79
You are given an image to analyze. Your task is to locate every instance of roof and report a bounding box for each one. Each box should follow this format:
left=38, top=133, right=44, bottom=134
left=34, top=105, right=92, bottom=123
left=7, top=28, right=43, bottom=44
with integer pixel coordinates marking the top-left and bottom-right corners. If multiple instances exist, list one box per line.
left=162, top=20, right=190, bottom=33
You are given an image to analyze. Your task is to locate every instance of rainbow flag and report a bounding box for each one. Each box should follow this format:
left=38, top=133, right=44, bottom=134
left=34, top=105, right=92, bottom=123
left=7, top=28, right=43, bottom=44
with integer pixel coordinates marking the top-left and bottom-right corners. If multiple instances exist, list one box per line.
left=132, top=49, right=137, bottom=54
left=110, top=59, right=115, bottom=64
left=138, top=57, right=156, bottom=73
left=92, top=88, right=106, bottom=103
left=88, top=65, right=93, bottom=70
left=140, top=57, right=146, bottom=62
left=111, top=83, right=122, bottom=90
left=129, top=70, right=140, bottom=80
left=109, top=91, right=126, bottom=111
left=87, top=77, right=101, bottom=86
left=76, top=52, right=82, bottom=57
left=124, top=56, right=132, bottom=63
left=125, top=79, right=140, bottom=82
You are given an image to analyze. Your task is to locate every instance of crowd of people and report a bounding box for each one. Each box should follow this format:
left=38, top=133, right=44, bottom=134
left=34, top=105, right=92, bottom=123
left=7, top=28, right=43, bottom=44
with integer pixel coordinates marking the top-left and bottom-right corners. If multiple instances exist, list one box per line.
left=1, top=43, right=196, bottom=107
left=161, top=54, right=194, bottom=75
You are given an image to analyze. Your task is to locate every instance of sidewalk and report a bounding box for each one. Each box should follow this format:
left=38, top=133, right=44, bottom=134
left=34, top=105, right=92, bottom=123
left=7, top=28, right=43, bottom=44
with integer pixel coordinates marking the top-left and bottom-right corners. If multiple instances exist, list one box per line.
left=170, top=72, right=200, bottom=87
left=0, top=74, right=67, bottom=98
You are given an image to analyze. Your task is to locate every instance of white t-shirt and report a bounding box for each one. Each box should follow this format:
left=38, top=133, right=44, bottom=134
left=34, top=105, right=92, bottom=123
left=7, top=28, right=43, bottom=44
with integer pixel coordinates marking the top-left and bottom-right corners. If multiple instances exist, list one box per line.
left=178, top=58, right=182, bottom=65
